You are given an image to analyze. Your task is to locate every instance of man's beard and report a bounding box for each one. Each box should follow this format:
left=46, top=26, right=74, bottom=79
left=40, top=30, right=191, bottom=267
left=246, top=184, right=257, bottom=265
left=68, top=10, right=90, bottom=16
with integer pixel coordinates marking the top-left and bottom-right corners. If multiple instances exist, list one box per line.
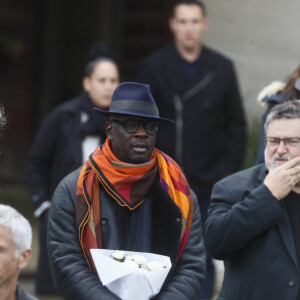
left=265, top=150, right=291, bottom=170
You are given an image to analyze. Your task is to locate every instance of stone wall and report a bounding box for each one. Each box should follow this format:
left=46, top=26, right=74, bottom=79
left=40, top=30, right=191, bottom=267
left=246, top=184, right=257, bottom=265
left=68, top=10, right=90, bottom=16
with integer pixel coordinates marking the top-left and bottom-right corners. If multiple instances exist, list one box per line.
left=203, top=0, right=300, bottom=127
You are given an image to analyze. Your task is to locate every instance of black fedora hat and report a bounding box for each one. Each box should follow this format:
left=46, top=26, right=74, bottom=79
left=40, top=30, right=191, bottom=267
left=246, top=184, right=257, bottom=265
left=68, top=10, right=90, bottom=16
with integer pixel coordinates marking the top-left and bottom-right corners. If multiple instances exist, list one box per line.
left=94, top=82, right=173, bottom=123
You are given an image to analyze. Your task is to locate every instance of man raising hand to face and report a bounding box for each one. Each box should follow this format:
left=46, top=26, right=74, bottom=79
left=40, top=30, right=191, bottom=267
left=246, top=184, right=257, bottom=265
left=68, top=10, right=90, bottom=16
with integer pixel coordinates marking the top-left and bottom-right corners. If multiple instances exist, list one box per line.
left=264, top=116, right=300, bottom=199
left=205, top=100, right=300, bottom=300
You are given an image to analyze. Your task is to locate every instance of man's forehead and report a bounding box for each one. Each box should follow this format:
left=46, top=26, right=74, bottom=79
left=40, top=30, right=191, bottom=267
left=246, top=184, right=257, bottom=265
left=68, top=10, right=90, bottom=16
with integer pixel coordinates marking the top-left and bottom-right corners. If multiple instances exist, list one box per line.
left=0, top=232, right=15, bottom=252
left=269, top=117, right=300, bottom=125
left=0, top=225, right=13, bottom=241
left=173, top=4, right=205, bottom=18
left=267, top=118, right=300, bottom=133
left=0, top=224, right=11, bottom=233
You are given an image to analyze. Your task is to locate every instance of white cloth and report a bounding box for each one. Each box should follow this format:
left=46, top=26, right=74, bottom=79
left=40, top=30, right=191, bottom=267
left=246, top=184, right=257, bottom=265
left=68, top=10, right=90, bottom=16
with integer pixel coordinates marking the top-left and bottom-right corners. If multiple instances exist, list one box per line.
left=81, top=111, right=101, bottom=163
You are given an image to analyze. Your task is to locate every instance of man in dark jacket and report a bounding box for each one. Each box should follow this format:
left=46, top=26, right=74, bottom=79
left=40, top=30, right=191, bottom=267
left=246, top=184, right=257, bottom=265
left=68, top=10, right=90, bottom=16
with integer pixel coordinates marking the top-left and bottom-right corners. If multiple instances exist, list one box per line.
left=48, top=82, right=206, bottom=300
left=26, top=55, right=120, bottom=295
left=205, top=100, right=300, bottom=300
left=137, top=1, right=246, bottom=298
left=255, top=65, right=300, bottom=164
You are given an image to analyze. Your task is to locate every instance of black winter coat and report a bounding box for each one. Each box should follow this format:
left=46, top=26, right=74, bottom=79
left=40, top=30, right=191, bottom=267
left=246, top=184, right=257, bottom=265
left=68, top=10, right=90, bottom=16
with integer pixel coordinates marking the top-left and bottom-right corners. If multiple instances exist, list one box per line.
left=27, top=92, right=107, bottom=209
left=137, top=43, right=246, bottom=192
left=48, top=168, right=206, bottom=300
left=205, top=164, right=300, bottom=300
left=17, top=284, right=38, bottom=300
left=26, top=92, right=107, bottom=295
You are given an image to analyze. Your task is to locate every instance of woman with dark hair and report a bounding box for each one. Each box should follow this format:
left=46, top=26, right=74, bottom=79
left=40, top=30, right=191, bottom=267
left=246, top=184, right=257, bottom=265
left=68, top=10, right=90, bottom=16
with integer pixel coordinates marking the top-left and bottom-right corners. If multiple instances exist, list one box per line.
left=26, top=44, right=120, bottom=296
left=256, top=65, right=300, bottom=164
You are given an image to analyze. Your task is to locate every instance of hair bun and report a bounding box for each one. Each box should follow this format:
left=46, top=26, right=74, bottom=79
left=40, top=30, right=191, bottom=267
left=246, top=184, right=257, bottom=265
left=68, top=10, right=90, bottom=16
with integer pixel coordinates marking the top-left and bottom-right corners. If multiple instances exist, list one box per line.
left=88, top=43, right=111, bottom=61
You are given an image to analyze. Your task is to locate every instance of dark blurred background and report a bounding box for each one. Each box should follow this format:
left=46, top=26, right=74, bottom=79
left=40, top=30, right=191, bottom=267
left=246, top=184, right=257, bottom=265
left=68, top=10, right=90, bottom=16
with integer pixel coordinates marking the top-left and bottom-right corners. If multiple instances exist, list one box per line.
left=2, top=0, right=299, bottom=297
left=0, top=0, right=177, bottom=187
left=0, top=1, right=176, bottom=290
left=2, top=0, right=299, bottom=204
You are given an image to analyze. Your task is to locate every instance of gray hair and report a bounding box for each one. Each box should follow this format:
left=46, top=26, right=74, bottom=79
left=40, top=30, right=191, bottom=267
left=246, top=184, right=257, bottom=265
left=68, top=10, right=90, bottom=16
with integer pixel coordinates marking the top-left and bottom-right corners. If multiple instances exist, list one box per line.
left=0, top=204, right=32, bottom=257
left=264, top=99, right=300, bottom=134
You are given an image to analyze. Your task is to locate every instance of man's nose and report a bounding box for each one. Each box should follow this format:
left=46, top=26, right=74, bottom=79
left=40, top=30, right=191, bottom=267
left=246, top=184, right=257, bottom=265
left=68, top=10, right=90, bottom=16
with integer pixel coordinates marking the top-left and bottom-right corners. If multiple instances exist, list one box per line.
left=185, top=21, right=194, bottom=31
left=104, top=80, right=114, bottom=90
left=277, top=140, right=288, bottom=153
left=134, top=124, right=147, bottom=136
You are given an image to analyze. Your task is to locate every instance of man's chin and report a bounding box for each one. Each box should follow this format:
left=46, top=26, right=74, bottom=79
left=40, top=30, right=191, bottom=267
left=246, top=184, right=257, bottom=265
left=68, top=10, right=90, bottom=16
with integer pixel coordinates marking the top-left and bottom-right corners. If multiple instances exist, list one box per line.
left=267, top=160, right=288, bottom=170
left=182, top=41, right=198, bottom=50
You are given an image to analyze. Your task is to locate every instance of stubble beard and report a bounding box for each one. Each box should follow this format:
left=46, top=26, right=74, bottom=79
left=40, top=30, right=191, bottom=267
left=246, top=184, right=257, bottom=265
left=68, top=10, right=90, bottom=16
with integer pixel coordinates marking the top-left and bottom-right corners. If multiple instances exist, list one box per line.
left=265, top=149, right=291, bottom=170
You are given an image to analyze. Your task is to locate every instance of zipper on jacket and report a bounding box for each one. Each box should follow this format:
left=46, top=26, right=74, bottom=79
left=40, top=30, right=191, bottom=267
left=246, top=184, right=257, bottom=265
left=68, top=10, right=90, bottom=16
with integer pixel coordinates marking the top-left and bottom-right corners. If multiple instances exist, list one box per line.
left=174, top=94, right=183, bottom=166
left=173, top=71, right=216, bottom=166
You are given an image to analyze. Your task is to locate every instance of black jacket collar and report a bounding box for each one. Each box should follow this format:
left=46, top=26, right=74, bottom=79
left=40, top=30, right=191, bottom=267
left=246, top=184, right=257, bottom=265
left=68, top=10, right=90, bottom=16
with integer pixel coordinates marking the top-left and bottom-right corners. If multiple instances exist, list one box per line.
left=159, top=43, right=215, bottom=95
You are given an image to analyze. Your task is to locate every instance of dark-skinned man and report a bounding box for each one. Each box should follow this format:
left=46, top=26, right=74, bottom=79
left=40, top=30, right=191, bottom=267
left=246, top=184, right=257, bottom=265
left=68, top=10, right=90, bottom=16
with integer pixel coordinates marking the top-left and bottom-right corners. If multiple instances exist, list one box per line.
left=47, top=82, right=206, bottom=300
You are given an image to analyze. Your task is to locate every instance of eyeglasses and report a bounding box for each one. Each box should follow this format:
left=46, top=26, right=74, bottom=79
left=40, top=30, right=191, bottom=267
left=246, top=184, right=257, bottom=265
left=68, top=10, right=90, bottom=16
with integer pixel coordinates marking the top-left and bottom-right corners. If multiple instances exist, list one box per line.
left=264, top=136, right=300, bottom=147
left=111, top=119, right=159, bottom=135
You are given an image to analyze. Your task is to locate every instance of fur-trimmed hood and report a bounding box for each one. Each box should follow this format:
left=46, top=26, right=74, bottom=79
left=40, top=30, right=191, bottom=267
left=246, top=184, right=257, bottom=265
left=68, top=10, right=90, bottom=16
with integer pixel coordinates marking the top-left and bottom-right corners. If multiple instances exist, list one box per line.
left=257, top=81, right=286, bottom=107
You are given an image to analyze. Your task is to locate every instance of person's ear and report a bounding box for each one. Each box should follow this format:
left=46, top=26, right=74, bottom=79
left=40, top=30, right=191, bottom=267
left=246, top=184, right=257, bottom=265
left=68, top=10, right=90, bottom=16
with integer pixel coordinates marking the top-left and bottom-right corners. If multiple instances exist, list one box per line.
left=105, top=122, right=113, bottom=140
left=82, top=77, right=91, bottom=92
left=17, top=249, right=31, bottom=270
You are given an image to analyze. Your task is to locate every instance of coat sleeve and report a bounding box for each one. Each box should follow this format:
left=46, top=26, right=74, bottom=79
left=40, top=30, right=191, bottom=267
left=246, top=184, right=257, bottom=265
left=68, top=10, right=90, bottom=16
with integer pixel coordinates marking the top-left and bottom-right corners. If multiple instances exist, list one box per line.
left=204, top=180, right=285, bottom=260
left=47, top=171, right=121, bottom=300
left=222, top=61, right=247, bottom=173
left=154, top=192, right=206, bottom=300
left=26, top=109, right=61, bottom=211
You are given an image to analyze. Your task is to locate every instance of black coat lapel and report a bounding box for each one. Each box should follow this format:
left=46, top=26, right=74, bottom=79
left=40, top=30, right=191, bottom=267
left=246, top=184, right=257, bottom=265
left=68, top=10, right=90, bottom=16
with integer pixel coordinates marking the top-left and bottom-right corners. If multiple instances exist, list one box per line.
left=189, top=47, right=215, bottom=89
left=278, top=203, right=298, bottom=269
left=160, top=43, right=186, bottom=95
left=160, top=44, right=215, bottom=96
left=150, top=180, right=182, bottom=263
left=63, top=108, right=83, bottom=164
left=257, top=166, right=298, bottom=268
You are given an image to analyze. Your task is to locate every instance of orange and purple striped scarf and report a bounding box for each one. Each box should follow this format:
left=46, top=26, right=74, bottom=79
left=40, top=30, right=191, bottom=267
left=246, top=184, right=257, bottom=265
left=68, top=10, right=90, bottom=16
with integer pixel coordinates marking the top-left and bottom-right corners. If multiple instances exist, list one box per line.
left=75, top=139, right=193, bottom=271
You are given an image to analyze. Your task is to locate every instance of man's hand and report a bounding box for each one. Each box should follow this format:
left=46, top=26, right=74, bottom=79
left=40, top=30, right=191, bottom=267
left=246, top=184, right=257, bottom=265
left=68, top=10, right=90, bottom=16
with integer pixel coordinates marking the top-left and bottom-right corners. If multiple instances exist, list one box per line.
left=264, top=157, right=300, bottom=200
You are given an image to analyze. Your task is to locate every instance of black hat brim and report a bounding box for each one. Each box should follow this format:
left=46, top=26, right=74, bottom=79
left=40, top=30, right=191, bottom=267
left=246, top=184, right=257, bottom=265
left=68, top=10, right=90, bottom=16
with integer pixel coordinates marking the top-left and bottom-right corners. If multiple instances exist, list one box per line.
left=94, top=107, right=174, bottom=123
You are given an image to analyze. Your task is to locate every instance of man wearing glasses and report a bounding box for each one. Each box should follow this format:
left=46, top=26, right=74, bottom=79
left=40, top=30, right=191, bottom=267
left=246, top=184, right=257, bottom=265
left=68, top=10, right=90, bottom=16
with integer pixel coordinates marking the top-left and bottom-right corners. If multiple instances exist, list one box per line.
left=47, top=82, right=206, bottom=299
left=204, top=99, right=300, bottom=300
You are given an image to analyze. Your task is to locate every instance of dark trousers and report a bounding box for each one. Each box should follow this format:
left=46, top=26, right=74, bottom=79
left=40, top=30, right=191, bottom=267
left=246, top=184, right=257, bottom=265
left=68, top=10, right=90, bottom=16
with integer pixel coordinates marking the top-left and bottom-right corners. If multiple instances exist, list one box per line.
left=36, top=211, right=59, bottom=295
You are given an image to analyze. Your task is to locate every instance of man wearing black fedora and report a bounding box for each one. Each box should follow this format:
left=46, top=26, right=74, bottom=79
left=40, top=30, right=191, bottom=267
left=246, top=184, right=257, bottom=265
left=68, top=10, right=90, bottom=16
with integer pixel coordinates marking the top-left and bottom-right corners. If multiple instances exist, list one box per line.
left=47, top=82, right=206, bottom=299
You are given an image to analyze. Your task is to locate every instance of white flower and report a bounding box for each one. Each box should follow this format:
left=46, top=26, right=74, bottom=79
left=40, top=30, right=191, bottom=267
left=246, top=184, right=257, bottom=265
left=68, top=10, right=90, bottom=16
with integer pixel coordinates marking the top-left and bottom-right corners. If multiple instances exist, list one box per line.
left=146, top=261, right=164, bottom=271
left=112, top=250, right=125, bottom=262
left=124, top=255, right=134, bottom=261
left=123, top=260, right=139, bottom=270
left=132, top=254, right=147, bottom=267
left=111, top=251, right=166, bottom=273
